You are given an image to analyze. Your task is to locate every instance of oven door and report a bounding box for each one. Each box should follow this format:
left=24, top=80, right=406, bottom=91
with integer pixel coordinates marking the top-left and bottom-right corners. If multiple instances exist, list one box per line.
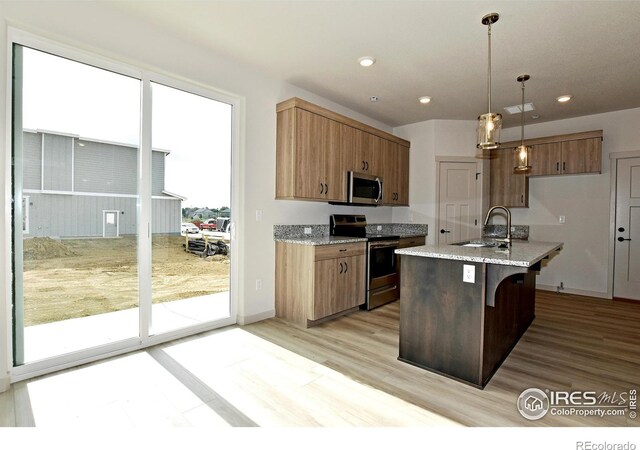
left=349, top=172, right=383, bottom=205
left=368, top=241, right=399, bottom=290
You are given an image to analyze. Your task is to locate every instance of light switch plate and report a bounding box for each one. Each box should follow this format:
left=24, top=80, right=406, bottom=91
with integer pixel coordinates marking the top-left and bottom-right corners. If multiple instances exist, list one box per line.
left=559, top=215, right=566, bottom=224
left=463, top=264, right=475, bottom=283
left=255, top=209, right=263, bottom=222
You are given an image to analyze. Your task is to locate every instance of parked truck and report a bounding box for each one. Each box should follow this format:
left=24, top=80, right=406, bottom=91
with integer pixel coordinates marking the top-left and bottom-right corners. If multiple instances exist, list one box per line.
left=199, top=218, right=217, bottom=231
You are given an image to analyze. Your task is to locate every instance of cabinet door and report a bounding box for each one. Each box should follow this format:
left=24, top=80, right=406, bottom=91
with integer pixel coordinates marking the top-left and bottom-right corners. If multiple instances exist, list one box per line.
left=381, top=139, right=398, bottom=205
left=337, top=255, right=365, bottom=309
left=295, top=109, right=328, bottom=199
left=529, top=142, right=562, bottom=176
left=324, top=119, right=346, bottom=201
left=396, top=145, right=410, bottom=205
left=562, top=138, right=601, bottom=174
left=490, top=148, right=528, bottom=208
left=312, top=258, right=338, bottom=320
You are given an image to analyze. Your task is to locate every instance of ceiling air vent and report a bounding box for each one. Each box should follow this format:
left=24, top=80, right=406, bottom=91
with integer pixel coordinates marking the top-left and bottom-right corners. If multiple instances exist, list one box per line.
left=504, top=102, right=535, bottom=114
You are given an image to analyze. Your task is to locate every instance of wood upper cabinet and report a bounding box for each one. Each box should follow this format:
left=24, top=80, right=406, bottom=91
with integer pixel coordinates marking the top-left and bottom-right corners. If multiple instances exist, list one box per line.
left=503, top=130, right=603, bottom=178
left=561, top=138, right=602, bottom=174
left=490, top=148, right=529, bottom=208
left=275, top=241, right=366, bottom=327
left=529, top=142, right=562, bottom=176
left=276, top=108, right=344, bottom=201
left=528, top=137, right=602, bottom=176
left=380, top=140, right=409, bottom=206
left=341, top=125, right=381, bottom=176
left=276, top=98, right=410, bottom=205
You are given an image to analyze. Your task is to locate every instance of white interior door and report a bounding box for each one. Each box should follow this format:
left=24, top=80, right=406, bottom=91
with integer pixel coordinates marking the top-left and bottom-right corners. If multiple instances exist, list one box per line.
left=614, top=157, right=640, bottom=301
left=437, top=161, right=481, bottom=244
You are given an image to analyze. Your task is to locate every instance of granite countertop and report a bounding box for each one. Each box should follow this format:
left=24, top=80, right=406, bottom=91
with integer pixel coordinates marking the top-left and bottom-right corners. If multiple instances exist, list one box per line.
left=395, top=239, right=563, bottom=267
left=274, top=236, right=368, bottom=246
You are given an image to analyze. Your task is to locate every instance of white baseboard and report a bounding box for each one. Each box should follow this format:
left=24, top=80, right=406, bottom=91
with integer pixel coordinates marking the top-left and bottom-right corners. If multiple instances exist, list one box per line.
left=237, top=309, right=275, bottom=326
left=537, top=284, right=611, bottom=300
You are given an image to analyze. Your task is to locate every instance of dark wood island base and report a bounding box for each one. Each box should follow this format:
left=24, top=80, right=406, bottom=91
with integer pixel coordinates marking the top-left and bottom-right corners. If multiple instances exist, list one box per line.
left=398, top=256, right=539, bottom=389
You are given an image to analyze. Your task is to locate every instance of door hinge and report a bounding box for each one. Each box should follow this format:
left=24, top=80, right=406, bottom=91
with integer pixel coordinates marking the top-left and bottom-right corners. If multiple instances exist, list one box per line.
left=475, top=172, right=481, bottom=180
left=475, top=219, right=478, bottom=226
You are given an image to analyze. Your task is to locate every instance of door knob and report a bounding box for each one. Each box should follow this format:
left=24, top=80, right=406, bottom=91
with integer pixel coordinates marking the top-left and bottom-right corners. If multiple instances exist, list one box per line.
left=440, top=229, right=451, bottom=234
left=618, top=227, right=625, bottom=232
left=617, top=237, right=632, bottom=242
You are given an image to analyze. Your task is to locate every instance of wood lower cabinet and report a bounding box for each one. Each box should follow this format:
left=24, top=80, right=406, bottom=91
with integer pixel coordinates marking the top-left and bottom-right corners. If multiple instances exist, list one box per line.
left=489, top=148, right=529, bottom=208
left=275, top=241, right=366, bottom=327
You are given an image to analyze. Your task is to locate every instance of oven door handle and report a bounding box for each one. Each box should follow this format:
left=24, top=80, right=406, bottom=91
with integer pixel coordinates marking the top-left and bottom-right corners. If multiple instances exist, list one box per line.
left=368, top=241, right=399, bottom=250
left=371, top=285, right=399, bottom=295
left=375, top=177, right=382, bottom=203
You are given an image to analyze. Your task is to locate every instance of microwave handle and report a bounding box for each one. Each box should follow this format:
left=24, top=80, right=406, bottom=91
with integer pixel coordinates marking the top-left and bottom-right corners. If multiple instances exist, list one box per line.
left=375, top=178, right=383, bottom=203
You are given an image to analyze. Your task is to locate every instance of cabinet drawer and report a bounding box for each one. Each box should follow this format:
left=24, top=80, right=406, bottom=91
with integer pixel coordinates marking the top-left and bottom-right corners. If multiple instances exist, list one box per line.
left=398, top=236, right=425, bottom=249
left=315, top=242, right=365, bottom=261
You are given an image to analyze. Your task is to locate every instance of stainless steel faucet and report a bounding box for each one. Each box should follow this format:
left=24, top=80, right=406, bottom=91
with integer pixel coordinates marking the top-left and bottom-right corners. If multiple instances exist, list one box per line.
left=483, top=205, right=512, bottom=246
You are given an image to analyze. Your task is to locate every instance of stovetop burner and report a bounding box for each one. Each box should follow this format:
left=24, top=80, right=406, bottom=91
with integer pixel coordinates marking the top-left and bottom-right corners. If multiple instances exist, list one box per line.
left=329, top=214, right=399, bottom=242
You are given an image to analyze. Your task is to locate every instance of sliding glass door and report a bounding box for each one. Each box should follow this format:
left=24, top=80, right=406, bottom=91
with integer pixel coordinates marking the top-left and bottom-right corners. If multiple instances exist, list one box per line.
left=12, top=45, right=141, bottom=364
left=150, top=83, right=232, bottom=335
left=11, top=39, right=235, bottom=372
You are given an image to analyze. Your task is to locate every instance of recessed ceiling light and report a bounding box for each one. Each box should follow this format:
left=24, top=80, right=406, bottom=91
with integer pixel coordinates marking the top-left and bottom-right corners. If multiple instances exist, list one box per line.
left=369, top=96, right=379, bottom=102
left=418, top=96, right=432, bottom=104
left=358, top=56, right=376, bottom=67
left=557, top=94, right=573, bottom=103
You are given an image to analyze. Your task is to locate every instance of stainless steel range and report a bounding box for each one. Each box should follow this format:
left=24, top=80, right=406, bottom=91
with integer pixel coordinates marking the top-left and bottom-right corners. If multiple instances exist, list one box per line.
left=330, top=214, right=400, bottom=310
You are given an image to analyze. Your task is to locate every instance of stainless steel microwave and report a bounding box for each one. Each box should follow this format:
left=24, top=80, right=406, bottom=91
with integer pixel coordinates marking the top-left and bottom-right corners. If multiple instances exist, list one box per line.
left=348, top=171, right=383, bottom=205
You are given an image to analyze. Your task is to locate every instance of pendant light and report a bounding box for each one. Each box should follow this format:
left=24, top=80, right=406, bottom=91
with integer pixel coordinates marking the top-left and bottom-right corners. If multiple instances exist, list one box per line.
left=477, top=13, right=502, bottom=151
left=514, top=74, right=532, bottom=172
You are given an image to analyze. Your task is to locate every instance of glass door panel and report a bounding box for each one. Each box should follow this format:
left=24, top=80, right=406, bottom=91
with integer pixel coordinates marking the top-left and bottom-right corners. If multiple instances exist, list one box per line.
left=12, top=45, right=141, bottom=364
left=150, top=82, right=232, bottom=335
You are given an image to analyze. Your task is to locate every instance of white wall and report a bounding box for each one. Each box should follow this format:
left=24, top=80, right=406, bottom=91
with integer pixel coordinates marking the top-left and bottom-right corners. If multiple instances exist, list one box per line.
left=396, top=107, right=640, bottom=299
left=392, top=119, right=481, bottom=244
left=0, top=2, right=397, bottom=388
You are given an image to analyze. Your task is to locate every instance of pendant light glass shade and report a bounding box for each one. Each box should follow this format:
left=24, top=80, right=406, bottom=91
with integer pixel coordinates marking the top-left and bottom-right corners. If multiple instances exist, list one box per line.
left=514, top=74, right=532, bottom=172
left=477, top=112, right=502, bottom=150
left=477, top=13, right=502, bottom=150
left=515, top=144, right=531, bottom=172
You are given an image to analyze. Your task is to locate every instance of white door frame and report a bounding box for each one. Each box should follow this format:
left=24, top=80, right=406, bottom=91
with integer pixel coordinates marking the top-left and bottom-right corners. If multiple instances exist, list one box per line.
left=102, top=210, right=120, bottom=238
left=435, top=156, right=488, bottom=243
left=608, top=150, right=640, bottom=299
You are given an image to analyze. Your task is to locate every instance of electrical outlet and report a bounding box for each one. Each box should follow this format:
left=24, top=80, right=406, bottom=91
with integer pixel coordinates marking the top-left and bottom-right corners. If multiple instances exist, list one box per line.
left=377, top=225, right=382, bottom=231
left=559, top=215, right=566, bottom=224
left=255, top=279, right=262, bottom=290
left=304, top=227, right=312, bottom=235
left=463, top=265, right=475, bottom=283
left=255, top=209, right=263, bottom=222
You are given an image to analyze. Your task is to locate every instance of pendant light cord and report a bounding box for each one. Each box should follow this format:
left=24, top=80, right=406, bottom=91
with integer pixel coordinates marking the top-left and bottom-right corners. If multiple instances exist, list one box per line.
left=487, top=23, right=492, bottom=114
left=521, top=80, right=525, bottom=145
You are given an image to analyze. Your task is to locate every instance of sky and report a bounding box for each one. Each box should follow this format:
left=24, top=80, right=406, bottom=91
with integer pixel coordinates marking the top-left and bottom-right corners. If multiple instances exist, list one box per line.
left=21, top=47, right=232, bottom=209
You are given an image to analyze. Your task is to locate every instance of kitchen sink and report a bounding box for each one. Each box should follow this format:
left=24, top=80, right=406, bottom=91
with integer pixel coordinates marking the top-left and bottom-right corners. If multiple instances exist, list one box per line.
left=450, top=240, right=508, bottom=249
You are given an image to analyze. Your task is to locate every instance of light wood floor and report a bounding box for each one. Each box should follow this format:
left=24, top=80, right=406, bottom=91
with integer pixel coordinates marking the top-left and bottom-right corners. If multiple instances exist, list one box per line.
left=244, top=290, right=640, bottom=426
left=1, top=290, right=638, bottom=427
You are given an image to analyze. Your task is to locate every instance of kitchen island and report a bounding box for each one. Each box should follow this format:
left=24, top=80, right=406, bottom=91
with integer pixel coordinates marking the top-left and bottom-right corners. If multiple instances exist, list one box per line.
left=395, top=239, right=562, bottom=389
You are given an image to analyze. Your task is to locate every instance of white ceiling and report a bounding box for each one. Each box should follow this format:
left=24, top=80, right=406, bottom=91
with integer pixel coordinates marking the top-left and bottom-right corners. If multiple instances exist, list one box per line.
left=116, top=1, right=640, bottom=128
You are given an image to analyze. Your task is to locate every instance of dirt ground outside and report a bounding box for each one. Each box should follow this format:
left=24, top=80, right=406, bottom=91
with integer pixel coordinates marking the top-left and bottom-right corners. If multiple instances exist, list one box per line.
left=22, top=235, right=230, bottom=326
